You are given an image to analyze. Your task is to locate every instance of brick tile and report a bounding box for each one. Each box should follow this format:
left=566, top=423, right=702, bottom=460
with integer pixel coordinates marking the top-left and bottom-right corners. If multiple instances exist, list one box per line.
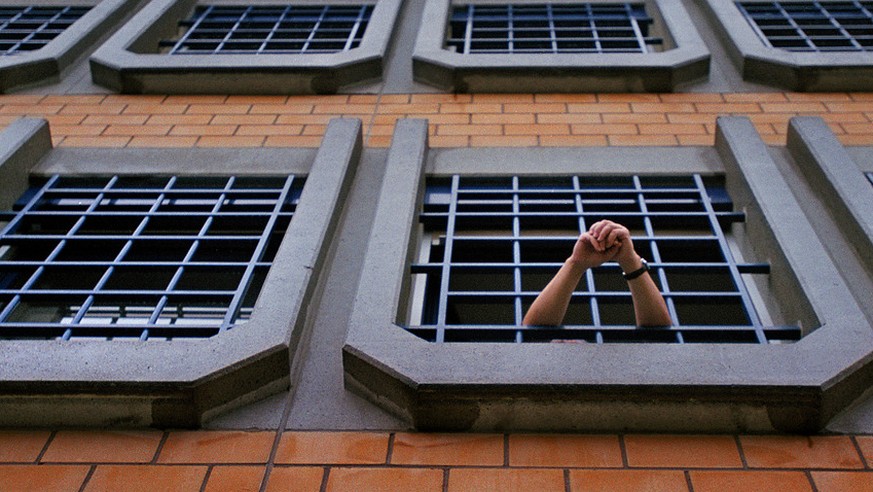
left=165, top=95, right=227, bottom=104
left=471, top=135, right=538, bottom=147
left=537, top=113, right=602, bottom=124
left=203, top=466, right=265, bottom=492
left=503, top=103, right=567, bottom=113
left=567, top=103, right=631, bottom=113
left=505, top=123, right=569, bottom=135
left=785, top=92, right=852, bottom=102
left=275, top=114, right=334, bottom=125
left=449, top=468, right=565, bottom=492
left=264, top=135, right=324, bottom=147
left=275, top=431, right=389, bottom=465
left=761, top=134, right=787, bottom=145
left=61, top=136, right=131, bottom=147
left=818, top=112, right=870, bottom=123
left=311, top=104, right=375, bottom=115
left=625, top=435, right=742, bottom=468
left=52, top=136, right=65, bottom=146
left=224, top=95, right=288, bottom=104
left=197, top=136, right=265, bottom=147
left=366, top=135, right=393, bottom=147
left=101, top=95, right=167, bottom=104
left=745, top=113, right=795, bottom=124
left=569, top=470, right=689, bottom=492
left=509, top=434, right=622, bottom=468
left=740, top=435, right=864, bottom=469
left=571, top=123, right=637, bottom=135
left=372, top=103, right=437, bottom=114
left=0, top=464, right=90, bottom=491
left=841, top=134, right=873, bottom=145
left=840, top=123, right=873, bottom=134
left=44, top=115, right=87, bottom=126
left=86, top=465, right=207, bottom=491
left=236, top=124, right=303, bottom=136
left=186, top=104, right=250, bottom=114
left=103, top=125, right=172, bottom=136
left=690, top=471, right=812, bottom=492
left=50, top=124, right=107, bottom=136
left=82, top=114, right=149, bottom=125
left=811, top=471, right=873, bottom=492
left=326, top=467, right=443, bottom=492
left=249, top=103, right=313, bottom=114
left=694, top=103, right=761, bottom=114
left=665, top=113, right=718, bottom=124
left=413, top=113, right=468, bottom=125
left=263, top=466, right=324, bottom=492
left=411, top=94, right=473, bottom=103
left=473, top=94, right=535, bottom=103
left=42, top=95, right=107, bottom=105
left=631, top=102, right=696, bottom=113
left=375, top=94, right=410, bottom=104
left=850, top=92, right=873, bottom=101
left=608, top=135, right=678, bottom=146
left=0, top=431, right=51, bottom=462
left=367, top=125, right=395, bottom=136
left=211, top=114, right=278, bottom=125
left=0, top=94, right=46, bottom=104
left=429, top=135, right=470, bottom=147
left=59, top=104, right=126, bottom=115
left=288, top=95, right=349, bottom=103
left=535, top=94, right=597, bottom=103
left=723, top=93, right=788, bottom=103
left=660, top=93, right=725, bottom=103
left=678, top=134, right=716, bottom=146
left=598, top=94, right=661, bottom=102
left=158, top=431, right=274, bottom=464
left=42, top=431, right=162, bottom=463
left=639, top=123, right=707, bottom=135
left=170, top=124, right=237, bottom=136
left=0, top=104, right=63, bottom=114
left=128, top=135, right=197, bottom=148
left=124, top=104, right=188, bottom=114
left=856, top=436, right=873, bottom=465
left=539, top=135, right=608, bottom=146
left=440, top=103, right=502, bottom=114
left=760, top=102, right=828, bottom=113
left=391, top=433, right=504, bottom=466
left=302, top=124, right=327, bottom=136
left=145, top=114, right=213, bottom=125
left=438, top=124, right=502, bottom=136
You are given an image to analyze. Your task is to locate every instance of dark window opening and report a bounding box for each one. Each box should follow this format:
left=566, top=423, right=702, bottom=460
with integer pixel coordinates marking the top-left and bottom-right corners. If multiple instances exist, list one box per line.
left=160, top=4, right=374, bottom=54
left=0, top=175, right=304, bottom=341
left=0, top=6, right=90, bottom=55
left=737, top=0, right=873, bottom=52
left=407, top=175, right=800, bottom=344
left=446, top=3, right=663, bottom=54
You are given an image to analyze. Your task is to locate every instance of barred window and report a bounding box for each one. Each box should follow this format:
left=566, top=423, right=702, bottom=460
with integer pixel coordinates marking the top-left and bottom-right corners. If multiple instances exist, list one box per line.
left=0, top=6, right=90, bottom=55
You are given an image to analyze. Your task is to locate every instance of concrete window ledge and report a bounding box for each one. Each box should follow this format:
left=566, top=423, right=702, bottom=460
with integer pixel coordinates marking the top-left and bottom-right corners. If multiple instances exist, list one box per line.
left=0, top=117, right=361, bottom=427
left=342, top=117, right=873, bottom=433
left=412, top=0, right=710, bottom=92
left=89, top=0, right=401, bottom=94
left=703, top=0, right=873, bottom=91
left=0, top=0, right=137, bottom=92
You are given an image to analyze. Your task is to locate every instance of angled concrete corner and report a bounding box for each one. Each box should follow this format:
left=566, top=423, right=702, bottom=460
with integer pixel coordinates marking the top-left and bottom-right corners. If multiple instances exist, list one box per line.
left=412, top=0, right=710, bottom=92
left=89, top=0, right=402, bottom=94
left=702, top=0, right=873, bottom=91
left=0, top=0, right=137, bottom=92
left=343, top=116, right=873, bottom=433
left=0, top=118, right=52, bottom=210
left=0, top=118, right=362, bottom=427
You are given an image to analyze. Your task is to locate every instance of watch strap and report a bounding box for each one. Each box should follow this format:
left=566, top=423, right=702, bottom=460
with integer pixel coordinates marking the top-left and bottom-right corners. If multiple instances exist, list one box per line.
left=622, top=258, right=649, bottom=281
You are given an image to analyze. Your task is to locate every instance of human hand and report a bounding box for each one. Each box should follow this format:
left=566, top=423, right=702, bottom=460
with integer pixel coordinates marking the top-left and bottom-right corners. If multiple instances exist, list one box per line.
left=571, top=220, right=639, bottom=271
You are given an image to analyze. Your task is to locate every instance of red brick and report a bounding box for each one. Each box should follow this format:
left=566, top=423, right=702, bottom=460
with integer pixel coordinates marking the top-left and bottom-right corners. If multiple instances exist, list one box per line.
left=236, top=125, right=303, bottom=136
left=740, top=436, right=865, bottom=469
left=411, top=94, right=473, bottom=103
left=624, top=435, right=742, bottom=468
left=0, top=464, right=90, bottom=491
left=42, top=431, right=162, bottom=463
left=186, top=104, right=251, bottom=115
left=372, top=103, right=437, bottom=114
left=509, top=434, right=622, bottom=468
left=391, top=433, right=503, bottom=466
left=449, top=468, right=565, bottom=492
left=249, top=104, right=313, bottom=114
left=429, top=135, right=470, bottom=147
left=124, top=104, right=188, bottom=115
left=42, top=95, right=106, bottom=105
left=602, top=113, right=666, bottom=124
left=275, top=114, right=335, bottom=125
left=275, top=432, right=389, bottom=465
left=723, top=93, right=788, bottom=103
left=170, top=125, right=237, bottom=136
left=146, top=114, right=213, bottom=125
left=598, top=94, right=660, bottom=102
left=102, top=125, right=172, bottom=136
left=639, top=123, right=707, bottom=135
left=539, top=135, right=608, bottom=146
left=472, top=113, right=534, bottom=124
left=505, top=123, right=569, bottom=135
left=102, top=95, right=166, bottom=104
left=59, top=104, right=126, bottom=115
left=203, top=466, right=265, bottom=492
left=811, top=471, right=873, bottom=492
left=473, top=94, right=534, bottom=103
left=537, top=113, right=602, bottom=124
left=197, top=136, right=265, bottom=147
left=326, top=467, right=443, bottom=492
left=678, top=135, right=716, bottom=146
left=857, top=436, right=873, bottom=465
left=785, top=92, right=852, bottom=102
left=85, top=465, right=207, bottom=491
left=760, top=102, right=828, bottom=113
left=82, top=115, right=148, bottom=125
left=264, top=135, right=324, bottom=147
left=571, top=123, right=637, bottom=135
left=61, top=136, right=131, bottom=147
left=631, top=102, right=696, bottom=113
left=690, top=471, right=812, bottom=492
left=0, top=95, right=46, bottom=104
left=569, top=469, right=689, bottom=492
left=567, top=103, right=631, bottom=113
left=438, top=124, right=502, bottom=136
left=49, top=124, right=106, bottom=136
left=471, top=135, right=538, bottom=147
left=694, top=103, right=762, bottom=114
left=264, top=467, right=324, bottom=492
left=158, top=431, right=274, bottom=464
left=0, top=431, right=51, bottom=462
left=211, top=114, right=278, bottom=125
left=503, top=103, right=567, bottom=113
left=287, top=95, right=349, bottom=104
left=660, top=93, right=725, bottom=103
left=224, top=95, right=288, bottom=104
left=0, top=104, right=63, bottom=114
left=535, top=94, right=597, bottom=103
left=128, top=136, right=197, bottom=147
left=165, top=95, right=227, bottom=104
left=366, top=135, right=393, bottom=147
left=608, top=134, right=678, bottom=146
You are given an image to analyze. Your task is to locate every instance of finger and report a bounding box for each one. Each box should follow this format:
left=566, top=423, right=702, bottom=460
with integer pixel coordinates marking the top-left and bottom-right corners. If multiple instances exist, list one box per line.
left=605, top=228, right=621, bottom=248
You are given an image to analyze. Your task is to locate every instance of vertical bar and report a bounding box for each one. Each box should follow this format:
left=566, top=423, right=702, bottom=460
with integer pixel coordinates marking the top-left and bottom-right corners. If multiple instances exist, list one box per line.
left=512, top=176, right=523, bottom=343
left=435, top=176, right=460, bottom=343
left=170, top=5, right=213, bottom=54
left=463, top=5, right=474, bottom=54
left=343, top=5, right=368, bottom=51
left=257, top=5, right=288, bottom=54
left=302, top=5, right=329, bottom=53
left=625, top=3, right=649, bottom=53
left=547, top=3, right=558, bottom=54
left=508, top=5, right=515, bottom=54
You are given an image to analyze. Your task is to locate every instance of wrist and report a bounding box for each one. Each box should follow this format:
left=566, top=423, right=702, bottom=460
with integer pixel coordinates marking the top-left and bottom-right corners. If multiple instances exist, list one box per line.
left=566, top=256, right=591, bottom=272
left=617, top=253, right=643, bottom=273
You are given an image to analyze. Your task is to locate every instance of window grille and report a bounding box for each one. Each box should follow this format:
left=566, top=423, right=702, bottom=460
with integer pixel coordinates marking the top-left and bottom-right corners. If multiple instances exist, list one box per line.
left=160, top=4, right=374, bottom=54
left=737, top=0, right=873, bottom=52
left=0, top=6, right=90, bottom=55
left=0, top=175, right=303, bottom=341
left=407, top=175, right=800, bottom=344
left=446, top=3, right=662, bottom=54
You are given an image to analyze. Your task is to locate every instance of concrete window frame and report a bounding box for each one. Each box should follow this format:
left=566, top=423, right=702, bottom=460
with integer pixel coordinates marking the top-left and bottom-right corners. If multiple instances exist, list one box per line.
left=412, top=0, right=710, bottom=92
left=703, top=0, right=873, bottom=91
left=89, top=0, right=402, bottom=94
left=0, top=117, right=361, bottom=427
left=0, top=0, right=137, bottom=92
left=342, top=117, right=873, bottom=433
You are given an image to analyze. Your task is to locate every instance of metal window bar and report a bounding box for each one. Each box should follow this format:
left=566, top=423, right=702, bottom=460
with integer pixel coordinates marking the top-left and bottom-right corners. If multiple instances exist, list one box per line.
left=446, top=2, right=661, bottom=54
left=408, top=175, right=800, bottom=345
left=0, top=175, right=303, bottom=341
left=0, top=6, right=90, bottom=56
left=737, top=1, right=873, bottom=52
left=160, top=4, right=374, bottom=55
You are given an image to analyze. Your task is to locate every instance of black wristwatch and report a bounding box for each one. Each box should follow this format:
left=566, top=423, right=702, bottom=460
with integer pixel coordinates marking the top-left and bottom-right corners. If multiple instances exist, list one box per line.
left=622, top=258, right=649, bottom=281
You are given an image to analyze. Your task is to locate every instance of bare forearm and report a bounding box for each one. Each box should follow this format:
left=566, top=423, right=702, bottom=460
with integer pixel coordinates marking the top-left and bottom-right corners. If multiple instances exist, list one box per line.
left=522, top=259, right=586, bottom=326
left=619, top=256, right=672, bottom=327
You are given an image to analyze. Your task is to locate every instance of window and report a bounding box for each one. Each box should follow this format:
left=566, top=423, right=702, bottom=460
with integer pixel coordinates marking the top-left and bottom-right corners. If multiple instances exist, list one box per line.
left=407, top=174, right=800, bottom=344
left=446, top=3, right=661, bottom=54
left=0, top=174, right=303, bottom=341
left=737, top=0, right=873, bottom=52
left=0, top=6, right=90, bottom=55
left=161, top=4, right=374, bottom=55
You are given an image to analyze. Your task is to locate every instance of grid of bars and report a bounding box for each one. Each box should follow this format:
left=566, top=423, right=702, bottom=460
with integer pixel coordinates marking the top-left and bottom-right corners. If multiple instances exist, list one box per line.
left=446, top=3, right=661, bottom=54
left=408, top=175, right=800, bottom=344
left=0, top=175, right=303, bottom=341
left=160, top=4, right=374, bottom=54
left=0, top=6, right=90, bottom=55
left=737, top=1, right=873, bottom=51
